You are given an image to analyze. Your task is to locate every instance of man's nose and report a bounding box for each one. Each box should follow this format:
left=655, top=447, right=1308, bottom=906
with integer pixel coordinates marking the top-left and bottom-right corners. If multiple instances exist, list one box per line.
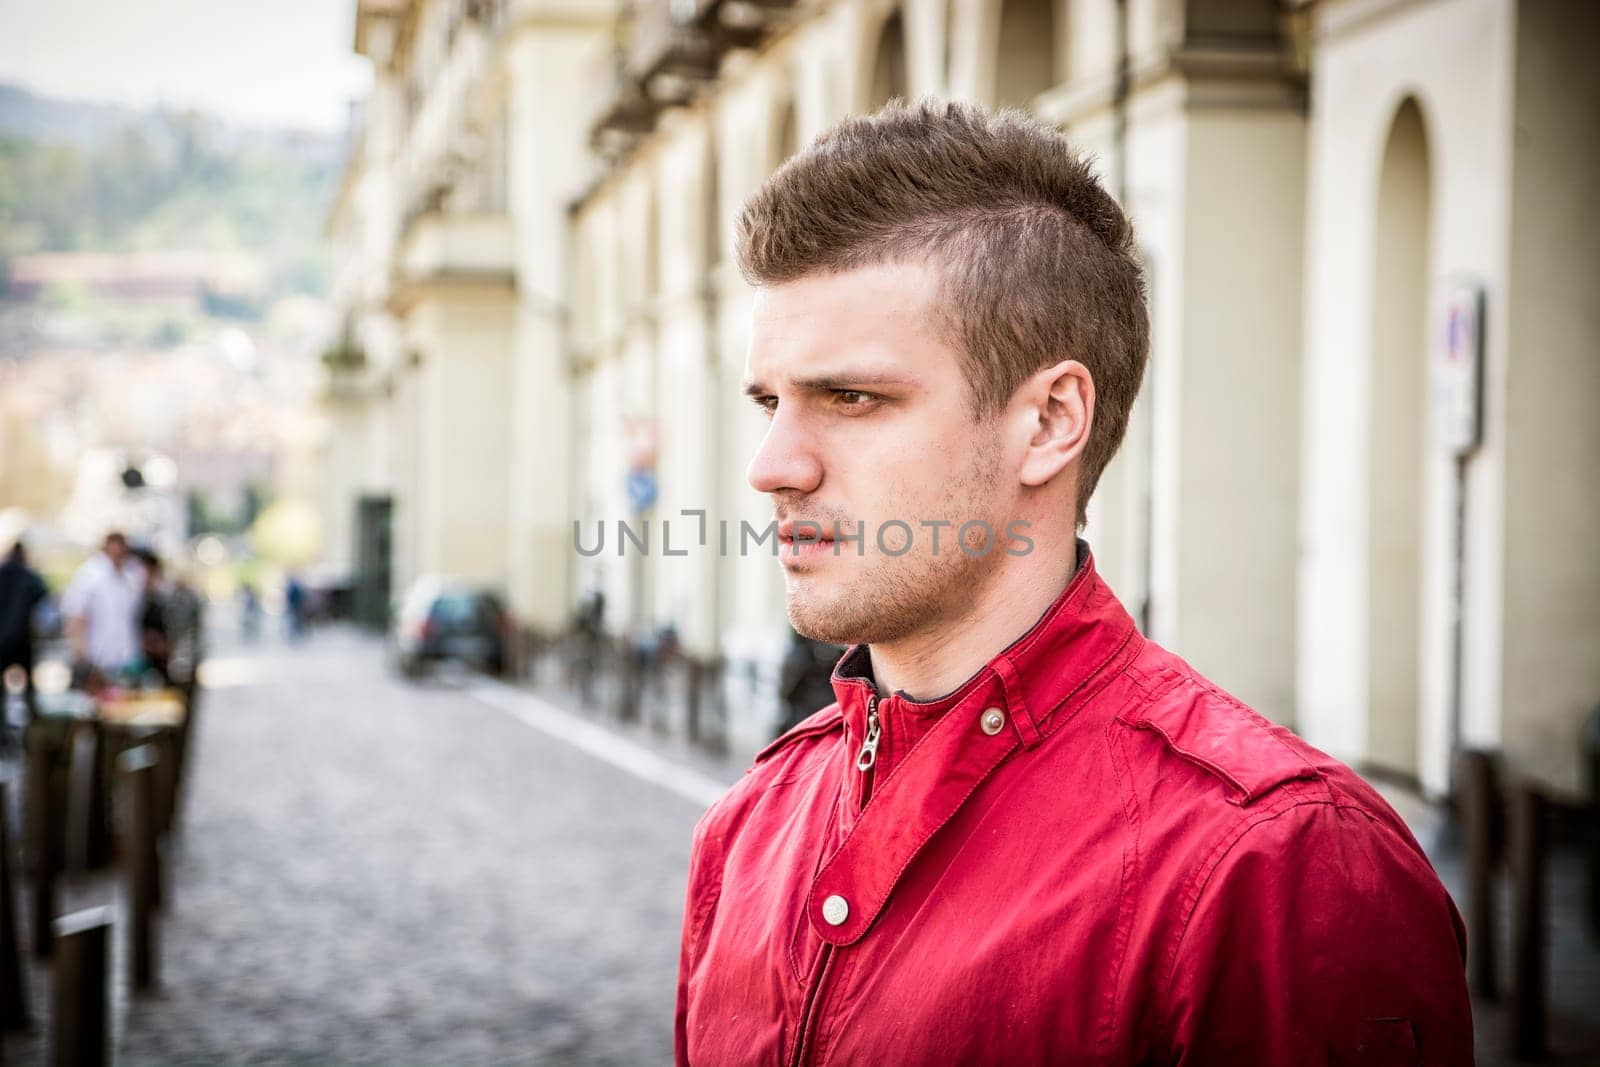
left=747, top=408, right=823, bottom=495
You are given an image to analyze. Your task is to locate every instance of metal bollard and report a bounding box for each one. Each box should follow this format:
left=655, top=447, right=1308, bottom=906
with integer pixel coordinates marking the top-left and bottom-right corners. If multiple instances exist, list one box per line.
left=685, top=658, right=704, bottom=744
left=1458, top=749, right=1500, bottom=999
left=50, top=906, right=111, bottom=1067
left=118, top=745, right=160, bottom=993
left=613, top=639, right=638, bottom=723
left=0, top=781, right=29, bottom=1031
left=1509, top=783, right=1548, bottom=1060
left=27, top=734, right=57, bottom=959
left=1585, top=704, right=1600, bottom=941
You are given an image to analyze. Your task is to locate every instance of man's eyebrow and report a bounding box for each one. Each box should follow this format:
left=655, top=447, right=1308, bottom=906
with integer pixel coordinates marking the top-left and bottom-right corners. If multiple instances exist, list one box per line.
left=742, top=372, right=918, bottom=397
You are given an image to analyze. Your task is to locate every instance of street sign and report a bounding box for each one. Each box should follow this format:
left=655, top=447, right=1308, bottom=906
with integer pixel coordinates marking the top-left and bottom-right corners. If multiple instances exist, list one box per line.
left=626, top=469, right=658, bottom=514
left=1435, top=282, right=1485, bottom=456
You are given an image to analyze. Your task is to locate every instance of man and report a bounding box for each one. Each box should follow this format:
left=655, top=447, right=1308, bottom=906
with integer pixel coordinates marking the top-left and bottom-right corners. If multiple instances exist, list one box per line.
left=61, top=531, right=146, bottom=686
left=675, top=101, right=1472, bottom=1065
left=161, top=567, right=205, bottom=687
left=135, top=548, right=171, bottom=682
left=0, top=541, right=48, bottom=722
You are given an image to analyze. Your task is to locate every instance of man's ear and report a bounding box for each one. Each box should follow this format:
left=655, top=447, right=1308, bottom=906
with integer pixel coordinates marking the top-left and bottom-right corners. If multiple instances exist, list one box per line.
left=1015, top=358, right=1094, bottom=488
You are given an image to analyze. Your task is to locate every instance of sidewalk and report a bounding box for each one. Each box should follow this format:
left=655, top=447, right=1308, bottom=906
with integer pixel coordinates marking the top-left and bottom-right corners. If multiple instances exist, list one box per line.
left=1377, top=783, right=1600, bottom=1065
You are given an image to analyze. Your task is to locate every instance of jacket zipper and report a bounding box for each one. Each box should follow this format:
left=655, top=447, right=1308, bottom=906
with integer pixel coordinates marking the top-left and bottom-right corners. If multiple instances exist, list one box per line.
left=790, top=694, right=880, bottom=1067
left=854, top=693, right=881, bottom=804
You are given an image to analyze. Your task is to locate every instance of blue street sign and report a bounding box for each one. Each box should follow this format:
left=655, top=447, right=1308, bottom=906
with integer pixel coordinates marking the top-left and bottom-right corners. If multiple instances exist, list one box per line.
left=626, top=469, right=658, bottom=514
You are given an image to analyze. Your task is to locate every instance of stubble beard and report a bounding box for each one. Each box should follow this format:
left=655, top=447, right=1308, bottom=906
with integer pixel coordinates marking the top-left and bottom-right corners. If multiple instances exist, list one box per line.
left=785, top=440, right=1006, bottom=647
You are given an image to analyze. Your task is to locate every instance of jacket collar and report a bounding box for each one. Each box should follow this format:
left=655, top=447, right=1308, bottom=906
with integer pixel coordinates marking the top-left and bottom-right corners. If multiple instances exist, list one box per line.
left=828, top=538, right=1139, bottom=766
left=809, top=538, right=1143, bottom=945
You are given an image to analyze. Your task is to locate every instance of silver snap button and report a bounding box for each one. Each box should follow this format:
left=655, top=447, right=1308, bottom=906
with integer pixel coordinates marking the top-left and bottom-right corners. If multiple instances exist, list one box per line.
left=980, top=707, right=1006, bottom=735
left=821, top=895, right=849, bottom=926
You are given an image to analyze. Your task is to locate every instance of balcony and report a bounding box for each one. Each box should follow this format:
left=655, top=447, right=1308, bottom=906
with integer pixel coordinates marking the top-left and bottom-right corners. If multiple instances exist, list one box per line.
left=687, top=0, right=799, bottom=45
left=588, top=44, right=659, bottom=159
left=390, top=212, right=516, bottom=311
left=628, top=0, right=722, bottom=104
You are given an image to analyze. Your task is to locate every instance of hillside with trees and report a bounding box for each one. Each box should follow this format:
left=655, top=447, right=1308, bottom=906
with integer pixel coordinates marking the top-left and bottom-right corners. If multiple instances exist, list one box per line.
left=0, top=82, right=344, bottom=312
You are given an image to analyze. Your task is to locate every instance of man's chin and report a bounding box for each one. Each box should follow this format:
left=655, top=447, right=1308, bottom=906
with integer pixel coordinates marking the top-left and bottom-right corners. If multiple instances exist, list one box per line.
left=784, top=581, right=901, bottom=648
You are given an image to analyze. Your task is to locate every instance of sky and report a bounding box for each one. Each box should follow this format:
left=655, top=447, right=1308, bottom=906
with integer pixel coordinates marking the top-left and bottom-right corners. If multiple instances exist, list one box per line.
left=0, top=0, right=373, bottom=131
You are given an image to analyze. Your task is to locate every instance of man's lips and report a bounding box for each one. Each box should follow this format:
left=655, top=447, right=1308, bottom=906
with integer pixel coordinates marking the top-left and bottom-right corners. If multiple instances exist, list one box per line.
left=776, top=520, right=836, bottom=545
left=776, top=520, right=841, bottom=564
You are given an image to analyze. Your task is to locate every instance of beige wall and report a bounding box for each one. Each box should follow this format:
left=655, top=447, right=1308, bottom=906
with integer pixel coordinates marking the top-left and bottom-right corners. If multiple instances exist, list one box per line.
left=1298, top=0, right=1517, bottom=796
left=1168, top=102, right=1306, bottom=725
left=406, top=290, right=517, bottom=585
left=505, top=25, right=606, bottom=632
left=1500, top=0, right=1600, bottom=797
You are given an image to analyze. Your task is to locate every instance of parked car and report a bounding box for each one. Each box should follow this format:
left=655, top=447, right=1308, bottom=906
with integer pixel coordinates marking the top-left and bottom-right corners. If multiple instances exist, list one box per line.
left=393, top=577, right=513, bottom=679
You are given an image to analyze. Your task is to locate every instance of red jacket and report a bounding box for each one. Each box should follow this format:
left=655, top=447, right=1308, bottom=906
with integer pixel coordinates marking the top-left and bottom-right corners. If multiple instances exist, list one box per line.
left=676, top=545, right=1472, bottom=1065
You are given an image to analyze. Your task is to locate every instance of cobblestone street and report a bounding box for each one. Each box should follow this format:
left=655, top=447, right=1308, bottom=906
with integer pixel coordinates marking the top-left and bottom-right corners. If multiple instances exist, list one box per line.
left=107, top=626, right=726, bottom=1065
left=0, top=623, right=1593, bottom=1064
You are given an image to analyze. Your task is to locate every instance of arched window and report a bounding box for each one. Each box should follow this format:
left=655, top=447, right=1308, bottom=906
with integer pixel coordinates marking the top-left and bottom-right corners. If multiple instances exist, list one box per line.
left=1365, top=96, right=1433, bottom=781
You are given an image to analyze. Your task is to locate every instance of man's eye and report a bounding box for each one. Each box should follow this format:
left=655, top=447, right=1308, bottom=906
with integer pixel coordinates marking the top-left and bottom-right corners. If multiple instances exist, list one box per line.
left=835, top=390, right=873, bottom=407
left=753, top=395, right=778, bottom=415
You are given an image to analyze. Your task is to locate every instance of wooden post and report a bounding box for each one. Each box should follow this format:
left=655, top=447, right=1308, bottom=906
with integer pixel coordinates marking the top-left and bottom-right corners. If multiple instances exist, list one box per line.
left=50, top=907, right=111, bottom=1067
left=1509, top=783, right=1548, bottom=1060
left=171, top=679, right=199, bottom=828
left=118, top=745, right=160, bottom=993
left=0, top=782, right=29, bottom=1031
left=1458, top=749, right=1500, bottom=999
left=65, top=720, right=98, bottom=873
left=27, top=733, right=56, bottom=959
left=154, top=728, right=177, bottom=837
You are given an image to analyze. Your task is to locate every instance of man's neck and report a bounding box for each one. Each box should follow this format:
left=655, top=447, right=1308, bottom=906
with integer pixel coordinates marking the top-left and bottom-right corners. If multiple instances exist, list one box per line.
left=867, top=538, right=1082, bottom=702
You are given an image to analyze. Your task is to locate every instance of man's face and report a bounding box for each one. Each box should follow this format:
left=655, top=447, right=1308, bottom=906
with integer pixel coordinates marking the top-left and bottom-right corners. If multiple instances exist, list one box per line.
left=104, top=537, right=128, bottom=568
left=745, top=261, right=1018, bottom=647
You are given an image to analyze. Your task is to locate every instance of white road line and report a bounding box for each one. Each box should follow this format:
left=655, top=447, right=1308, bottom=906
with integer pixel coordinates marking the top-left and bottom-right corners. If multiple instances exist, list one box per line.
left=464, top=678, right=732, bottom=810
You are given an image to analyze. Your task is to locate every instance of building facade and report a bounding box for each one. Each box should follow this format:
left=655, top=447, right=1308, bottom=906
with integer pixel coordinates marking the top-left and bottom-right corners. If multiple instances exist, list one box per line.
left=325, top=0, right=1600, bottom=797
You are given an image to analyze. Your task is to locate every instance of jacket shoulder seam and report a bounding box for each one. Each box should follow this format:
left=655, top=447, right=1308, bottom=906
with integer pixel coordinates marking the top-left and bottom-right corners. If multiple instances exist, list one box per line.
left=1155, top=793, right=1331, bottom=1047
left=1115, top=665, right=1321, bottom=805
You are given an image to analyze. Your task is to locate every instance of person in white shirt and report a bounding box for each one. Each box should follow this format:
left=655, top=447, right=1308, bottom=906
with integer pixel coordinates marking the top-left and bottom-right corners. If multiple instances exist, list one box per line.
left=61, top=531, right=147, bottom=678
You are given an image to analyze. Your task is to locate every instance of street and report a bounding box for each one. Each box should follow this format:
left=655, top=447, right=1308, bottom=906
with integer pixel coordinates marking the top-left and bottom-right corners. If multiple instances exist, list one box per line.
left=6, top=622, right=1592, bottom=1065
left=114, top=625, right=726, bottom=1065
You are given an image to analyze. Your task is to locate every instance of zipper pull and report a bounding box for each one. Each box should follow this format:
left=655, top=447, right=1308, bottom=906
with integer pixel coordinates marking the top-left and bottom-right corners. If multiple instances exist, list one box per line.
left=855, top=695, right=881, bottom=772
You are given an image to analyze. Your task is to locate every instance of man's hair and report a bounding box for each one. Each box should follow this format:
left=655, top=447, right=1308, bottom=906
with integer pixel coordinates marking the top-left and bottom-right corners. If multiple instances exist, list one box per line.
left=104, top=532, right=127, bottom=549
left=736, top=98, right=1149, bottom=528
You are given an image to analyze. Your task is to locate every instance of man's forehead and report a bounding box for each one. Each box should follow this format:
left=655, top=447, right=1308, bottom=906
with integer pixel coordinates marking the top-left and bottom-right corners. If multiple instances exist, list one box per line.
left=745, top=264, right=948, bottom=385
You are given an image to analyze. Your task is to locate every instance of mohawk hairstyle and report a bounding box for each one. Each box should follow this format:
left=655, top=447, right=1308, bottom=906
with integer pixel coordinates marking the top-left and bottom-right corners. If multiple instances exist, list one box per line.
left=736, top=98, right=1149, bottom=528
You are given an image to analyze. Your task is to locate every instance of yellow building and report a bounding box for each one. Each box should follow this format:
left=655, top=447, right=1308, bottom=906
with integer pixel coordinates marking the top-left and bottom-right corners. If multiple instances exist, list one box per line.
left=327, top=0, right=1600, bottom=795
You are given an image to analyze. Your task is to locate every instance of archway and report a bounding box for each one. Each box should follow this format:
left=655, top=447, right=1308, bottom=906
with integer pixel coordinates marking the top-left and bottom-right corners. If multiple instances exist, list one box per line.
left=1365, top=97, right=1432, bottom=780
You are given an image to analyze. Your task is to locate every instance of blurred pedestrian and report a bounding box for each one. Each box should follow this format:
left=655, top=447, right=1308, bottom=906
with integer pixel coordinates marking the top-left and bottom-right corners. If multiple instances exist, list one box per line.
left=284, top=573, right=307, bottom=641
left=238, top=581, right=261, bottom=642
left=0, top=540, right=47, bottom=724
left=135, top=548, right=172, bottom=684
left=164, top=568, right=205, bottom=687
left=60, top=531, right=146, bottom=689
left=775, top=628, right=843, bottom=737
